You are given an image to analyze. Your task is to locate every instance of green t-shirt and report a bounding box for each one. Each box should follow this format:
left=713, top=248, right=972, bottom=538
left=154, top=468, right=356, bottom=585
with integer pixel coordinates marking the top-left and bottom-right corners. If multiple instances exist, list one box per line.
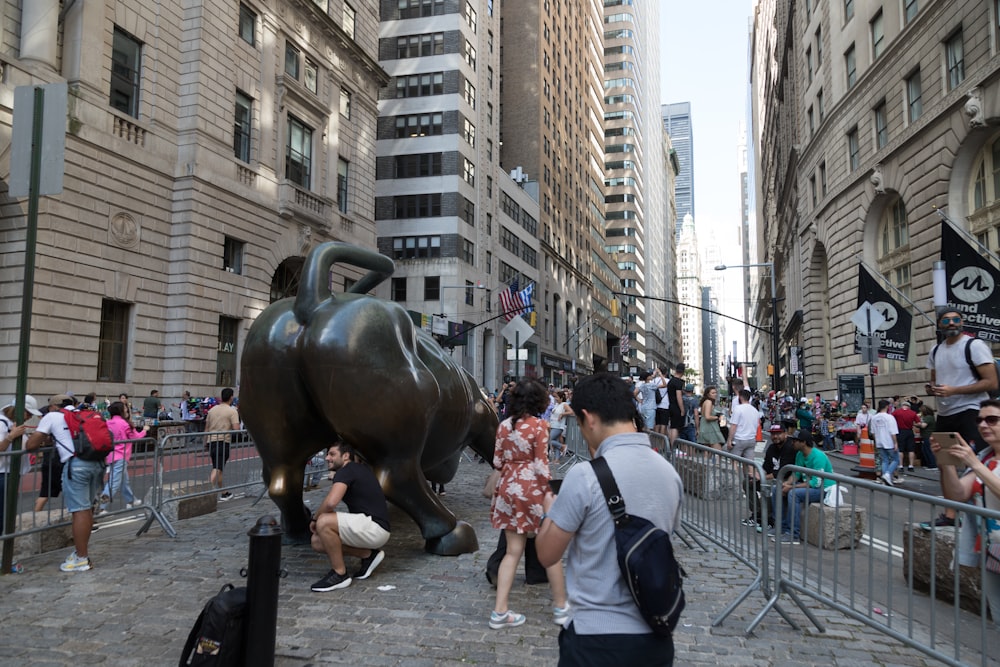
left=794, top=448, right=835, bottom=488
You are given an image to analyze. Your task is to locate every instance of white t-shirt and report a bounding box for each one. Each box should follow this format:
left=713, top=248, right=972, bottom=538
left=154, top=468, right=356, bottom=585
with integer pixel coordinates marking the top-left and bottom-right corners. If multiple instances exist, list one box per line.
left=549, top=402, right=569, bottom=430
left=35, top=410, right=76, bottom=463
left=927, top=336, right=994, bottom=416
left=729, top=402, right=760, bottom=441
left=0, top=415, right=30, bottom=475
left=854, top=410, right=870, bottom=428
left=868, top=411, right=898, bottom=449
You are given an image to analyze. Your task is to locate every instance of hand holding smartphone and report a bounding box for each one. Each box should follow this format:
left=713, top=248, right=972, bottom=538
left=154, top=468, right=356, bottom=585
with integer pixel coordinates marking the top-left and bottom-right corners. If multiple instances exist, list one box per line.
left=933, top=432, right=966, bottom=467
left=548, top=478, right=563, bottom=494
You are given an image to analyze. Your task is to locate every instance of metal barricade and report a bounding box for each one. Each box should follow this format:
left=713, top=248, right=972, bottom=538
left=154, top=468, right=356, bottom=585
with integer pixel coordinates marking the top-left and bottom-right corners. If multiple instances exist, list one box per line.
left=138, top=428, right=263, bottom=537
left=756, top=465, right=1000, bottom=667
left=663, top=438, right=781, bottom=627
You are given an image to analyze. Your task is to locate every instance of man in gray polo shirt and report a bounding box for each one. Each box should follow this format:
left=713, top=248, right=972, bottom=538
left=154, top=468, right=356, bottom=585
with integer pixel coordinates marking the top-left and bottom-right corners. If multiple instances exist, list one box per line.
left=537, top=374, right=683, bottom=666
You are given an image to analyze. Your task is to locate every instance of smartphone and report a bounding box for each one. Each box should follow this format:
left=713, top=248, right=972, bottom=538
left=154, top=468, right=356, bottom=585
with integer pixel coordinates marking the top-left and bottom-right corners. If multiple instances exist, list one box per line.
left=548, top=478, right=563, bottom=493
left=933, top=432, right=966, bottom=467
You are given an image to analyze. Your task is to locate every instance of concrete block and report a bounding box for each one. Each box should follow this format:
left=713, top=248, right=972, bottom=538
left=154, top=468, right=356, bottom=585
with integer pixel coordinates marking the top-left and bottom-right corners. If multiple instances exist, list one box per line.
left=673, top=453, right=741, bottom=500
left=902, top=522, right=983, bottom=615
left=804, top=503, right=866, bottom=549
left=12, top=512, right=74, bottom=561
left=155, top=482, right=218, bottom=522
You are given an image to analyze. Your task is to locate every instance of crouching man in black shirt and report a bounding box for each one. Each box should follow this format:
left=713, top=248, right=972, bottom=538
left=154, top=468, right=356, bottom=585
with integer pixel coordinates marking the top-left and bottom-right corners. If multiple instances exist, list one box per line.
left=310, top=440, right=391, bottom=592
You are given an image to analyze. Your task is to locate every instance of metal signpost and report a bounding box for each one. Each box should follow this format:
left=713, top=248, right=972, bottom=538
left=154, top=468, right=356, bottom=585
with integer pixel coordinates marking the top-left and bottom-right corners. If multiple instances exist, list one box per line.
left=851, top=301, right=885, bottom=410
left=501, top=317, right=534, bottom=380
left=3, top=83, right=67, bottom=574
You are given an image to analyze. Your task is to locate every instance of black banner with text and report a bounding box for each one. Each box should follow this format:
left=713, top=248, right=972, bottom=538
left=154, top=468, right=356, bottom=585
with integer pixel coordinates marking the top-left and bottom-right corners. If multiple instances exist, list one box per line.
left=854, top=264, right=912, bottom=361
left=941, top=221, right=1000, bottom=343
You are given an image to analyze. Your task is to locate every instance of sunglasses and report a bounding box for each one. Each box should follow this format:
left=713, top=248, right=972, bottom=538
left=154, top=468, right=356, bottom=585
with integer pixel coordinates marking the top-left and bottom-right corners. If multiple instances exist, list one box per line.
left=976, top=415, right=1000, bottom=426
left=939, top=317, right=962, bottom=325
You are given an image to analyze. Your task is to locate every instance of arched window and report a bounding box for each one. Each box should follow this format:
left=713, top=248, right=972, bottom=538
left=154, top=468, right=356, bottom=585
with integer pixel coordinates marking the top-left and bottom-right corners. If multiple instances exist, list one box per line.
left=876, top=195, right=913, bottom=371
left=968, top=132, right=1000, bottom=252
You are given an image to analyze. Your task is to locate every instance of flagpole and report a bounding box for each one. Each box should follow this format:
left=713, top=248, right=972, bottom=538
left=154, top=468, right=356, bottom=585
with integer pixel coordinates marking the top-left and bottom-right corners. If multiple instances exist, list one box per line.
left=934, top=206, right=1000, bottom=266
left=859, top=260, right=936, bottom=326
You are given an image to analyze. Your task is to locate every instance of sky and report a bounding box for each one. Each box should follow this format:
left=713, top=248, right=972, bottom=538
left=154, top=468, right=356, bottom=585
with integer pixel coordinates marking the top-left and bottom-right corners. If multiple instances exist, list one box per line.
left=659, top=2, right=756, bottom=357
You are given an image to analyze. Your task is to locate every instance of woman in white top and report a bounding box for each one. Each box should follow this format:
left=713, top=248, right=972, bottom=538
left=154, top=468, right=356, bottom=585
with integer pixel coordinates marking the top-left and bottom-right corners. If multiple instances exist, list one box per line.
left=547, top=391, right=569, bottom=460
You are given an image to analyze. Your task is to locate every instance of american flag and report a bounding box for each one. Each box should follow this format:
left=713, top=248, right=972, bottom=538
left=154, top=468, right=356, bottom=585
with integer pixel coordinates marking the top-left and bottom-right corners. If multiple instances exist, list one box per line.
left=498, top=280, right=534, bottom=321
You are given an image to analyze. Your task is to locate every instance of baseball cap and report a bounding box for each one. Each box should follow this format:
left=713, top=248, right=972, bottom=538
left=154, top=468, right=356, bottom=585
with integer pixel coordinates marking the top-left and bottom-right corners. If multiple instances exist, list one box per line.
left=684, top=383, right=694, bottom=392
left=3, top=395, right=42, bottom=417
left=792, top=429, right=814, bottom=445
left=768, top=424, right=783, bottom=433
left=48, top=394, right=73, bottom=407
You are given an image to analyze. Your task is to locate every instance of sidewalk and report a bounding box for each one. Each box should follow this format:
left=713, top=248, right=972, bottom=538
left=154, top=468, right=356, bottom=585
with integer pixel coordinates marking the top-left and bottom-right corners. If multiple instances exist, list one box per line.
left=0, top=456, right=943, bottom=666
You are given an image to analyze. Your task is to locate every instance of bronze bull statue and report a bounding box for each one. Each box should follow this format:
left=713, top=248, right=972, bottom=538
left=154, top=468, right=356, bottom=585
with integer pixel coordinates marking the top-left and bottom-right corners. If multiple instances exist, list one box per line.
left=240, top=243, right=498, bottom=555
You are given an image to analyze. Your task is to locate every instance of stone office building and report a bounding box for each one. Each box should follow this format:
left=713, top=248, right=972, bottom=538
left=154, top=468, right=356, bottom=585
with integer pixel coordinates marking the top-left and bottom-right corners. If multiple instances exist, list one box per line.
left=0, top=0, right=384, bottom=401
left=752, top=0, right=1000, bottom=399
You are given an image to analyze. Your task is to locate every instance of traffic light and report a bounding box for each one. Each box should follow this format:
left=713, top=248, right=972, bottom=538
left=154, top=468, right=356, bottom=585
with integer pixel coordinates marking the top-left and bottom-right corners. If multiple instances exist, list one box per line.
left=529, top=312, right=537, bottom=327
left=611, top=299, right=619, bottom=318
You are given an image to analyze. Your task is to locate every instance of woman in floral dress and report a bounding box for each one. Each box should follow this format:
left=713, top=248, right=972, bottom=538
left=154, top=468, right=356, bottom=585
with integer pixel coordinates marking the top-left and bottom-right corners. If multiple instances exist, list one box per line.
left=489, top=378, right=568, bottom=629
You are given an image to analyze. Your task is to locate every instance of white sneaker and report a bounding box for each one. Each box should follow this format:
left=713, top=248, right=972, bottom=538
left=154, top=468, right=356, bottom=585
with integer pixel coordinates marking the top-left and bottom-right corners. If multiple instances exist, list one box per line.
left=882, top=473, right=894, bottom=487
left=60, top=551, right=92, bottom=572
left=125, top=503, right=134, bottom=510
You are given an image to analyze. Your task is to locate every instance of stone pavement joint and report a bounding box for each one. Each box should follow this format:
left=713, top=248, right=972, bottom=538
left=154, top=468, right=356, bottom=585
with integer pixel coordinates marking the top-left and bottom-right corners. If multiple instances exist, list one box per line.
left=0, top=457, right=943, bottom=666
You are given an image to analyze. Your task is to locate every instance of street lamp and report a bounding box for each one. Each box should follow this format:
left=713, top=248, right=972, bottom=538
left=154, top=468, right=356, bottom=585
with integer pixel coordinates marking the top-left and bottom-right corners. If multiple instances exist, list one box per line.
left=715, top=263, right=781, bottom=393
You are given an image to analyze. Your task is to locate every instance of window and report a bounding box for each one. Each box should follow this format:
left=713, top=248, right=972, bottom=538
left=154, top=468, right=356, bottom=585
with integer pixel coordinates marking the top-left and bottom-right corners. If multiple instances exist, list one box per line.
left=844, top=0, right=854, bottom=20
left=392, top=236, right=441, bottom=259
left=806, top=47, right=813, bottom=83
left=110, top=27, right=141, bottom=117
left=871, top=11, right=885, bottom=59
left=340, top=88, right=351, bottom=118
left=97, top=300, right=129, bottom=382
left=817, top=89, right=825, bottom=121
left=486, top=212, right=492, bottom=235
left=396, top=72, right=445, bottom=98
left=845, top=44, right=857, bottom=88
left=223, top=236, right=244, bottom=274
left=810, top=174, right=817, bottom=206
left=463, top=198, right=475, bottom=225
left=337, top=158, right=349, bottom=213
left=285, top=42, right=300, bottom=79
left=847, top=127, right=860, bottom=171
left=946, top=31, right=965, bottom=90
left=488, top=66, right=494, bottom=89
left=396, top=33, right=444, bottom=58
left=394, top=153, right=442, bottom=178
left=967, top=135, right=1000, bottom=213
left=877, top=194, right=914, bottom=372
left=286, top=116, right=312, bottom=188
left=904, top=0, right=918, bottom=24
left=806, top=0, right=812, bottom=19
left=464, top=79, right=476, bottom=108
left=874, top=101, right=888, bottom=148
left=486, top=139, right=493, bottom=161
left=486, top=175, right=492, bottom=198
left=234, top=91, right=252, bottom=162
left=907, top=69, right=923, bottom=122
left=486, top=251, right=492, bottom=274
left=463, top=159, right=475, bottom=186
left=391, top=277, right=407, bottom=301
left=808, top=106, right=815, bottom=136
left=816, top=26, right=823, bottom=63
left=463, top=118, right=476, bottom=146
left=398, top=0, right=445, bottom=18
left=462, top=240, right=475, bottom=266
left=394, top=194, right=442, bottom=218
left=465, top=40, right=477, bottom=69
left=424, top=276, right=440, bottom=302
left=239, top=4, right=256, bottom=46
left=343, top=3, right=356, bottom=40
left=465, top=1, right=477, bottom=32
left=820, top=161, right=827, bottom=196
left=881, top=197, right=909, bottom=255
left=304, top=59, right=318, bottom=94
left=395, top=113, right=443, bottom=137
left=217, top=317, right=239, bottom=386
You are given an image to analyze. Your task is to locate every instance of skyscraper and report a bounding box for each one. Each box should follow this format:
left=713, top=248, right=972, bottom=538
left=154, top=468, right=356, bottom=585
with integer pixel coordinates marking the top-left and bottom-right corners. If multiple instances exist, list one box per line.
left=662, top=102, right=694, bottom=240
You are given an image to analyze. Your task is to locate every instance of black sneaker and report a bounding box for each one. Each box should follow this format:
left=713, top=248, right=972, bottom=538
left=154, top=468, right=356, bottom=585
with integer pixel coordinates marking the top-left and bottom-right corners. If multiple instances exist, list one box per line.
left=352, top=550, right=385, bottom=580
left=311, top=569, right=352, bottom=592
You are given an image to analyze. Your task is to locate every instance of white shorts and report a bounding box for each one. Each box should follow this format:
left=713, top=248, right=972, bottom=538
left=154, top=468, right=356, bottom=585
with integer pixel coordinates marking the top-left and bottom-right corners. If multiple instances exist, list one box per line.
left=732, top=439, right=756, bottom=460
left=337, top=512, right=390, bottom=550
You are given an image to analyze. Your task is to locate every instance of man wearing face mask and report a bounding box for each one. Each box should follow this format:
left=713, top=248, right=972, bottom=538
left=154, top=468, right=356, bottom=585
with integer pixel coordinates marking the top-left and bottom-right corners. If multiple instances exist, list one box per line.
left=924, top=310, right=999, bottom=527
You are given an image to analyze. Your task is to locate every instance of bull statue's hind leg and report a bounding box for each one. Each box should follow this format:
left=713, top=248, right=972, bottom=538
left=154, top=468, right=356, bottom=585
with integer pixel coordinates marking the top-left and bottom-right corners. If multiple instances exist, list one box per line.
left=379, top=457, right=478, bottom=555
left=262, top=461, right=313, bottom=544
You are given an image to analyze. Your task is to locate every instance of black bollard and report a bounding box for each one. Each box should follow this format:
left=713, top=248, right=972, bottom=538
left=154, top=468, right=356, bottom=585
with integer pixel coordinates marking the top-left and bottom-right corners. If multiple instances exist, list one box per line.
left=244, top=515, right=283, bottom=667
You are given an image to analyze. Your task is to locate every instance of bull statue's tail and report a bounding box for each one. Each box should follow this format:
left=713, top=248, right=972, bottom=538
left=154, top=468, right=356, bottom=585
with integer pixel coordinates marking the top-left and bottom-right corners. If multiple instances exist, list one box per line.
left=293, top=242, right=395, bottom=325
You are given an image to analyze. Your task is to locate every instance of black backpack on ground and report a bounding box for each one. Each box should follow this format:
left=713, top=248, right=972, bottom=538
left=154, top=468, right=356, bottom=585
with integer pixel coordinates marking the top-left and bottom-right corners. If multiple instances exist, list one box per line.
left=590, top=456, right=685, bottom=637
left=179, top=584, right=247, bottom=667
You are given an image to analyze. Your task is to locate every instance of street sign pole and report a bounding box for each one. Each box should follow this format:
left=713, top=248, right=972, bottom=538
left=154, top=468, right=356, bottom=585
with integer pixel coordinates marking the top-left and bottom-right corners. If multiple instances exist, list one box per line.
left=867, top=309, right=877, bottom=409
left=2, top=88, right=45, bottom=574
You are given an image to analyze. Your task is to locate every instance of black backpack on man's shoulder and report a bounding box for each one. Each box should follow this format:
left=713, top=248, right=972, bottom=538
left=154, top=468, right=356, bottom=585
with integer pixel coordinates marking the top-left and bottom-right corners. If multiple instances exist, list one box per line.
left=179, top=584, right=247, bottom=667
left=590, top=456, right=685, bottom=637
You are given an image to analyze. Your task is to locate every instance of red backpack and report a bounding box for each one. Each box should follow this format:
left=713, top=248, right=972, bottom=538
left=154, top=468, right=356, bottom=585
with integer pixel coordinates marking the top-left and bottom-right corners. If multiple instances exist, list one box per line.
left=61, top=408, right=114, bottom=462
